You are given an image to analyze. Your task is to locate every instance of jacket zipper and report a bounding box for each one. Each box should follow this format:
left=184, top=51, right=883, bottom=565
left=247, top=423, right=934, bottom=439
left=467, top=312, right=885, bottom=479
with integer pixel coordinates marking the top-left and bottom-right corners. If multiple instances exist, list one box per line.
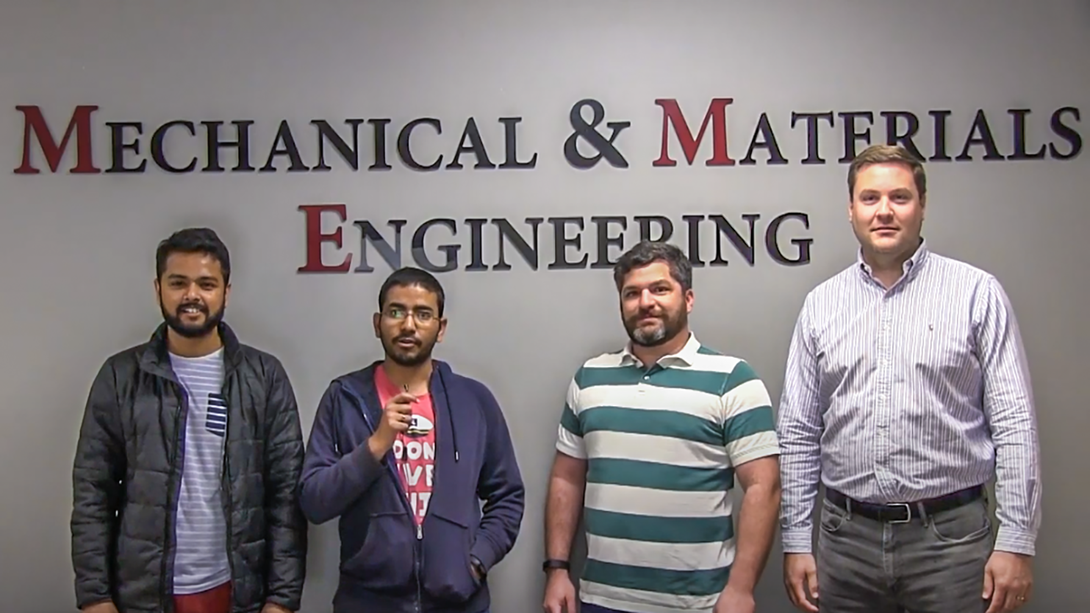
left=359, top=404, right=422, bottom=612
left=220, top=380, right=235, bottom=609
left=161, top=383, right=188, bottom=613
left=160, top=373, right=235, bottom=611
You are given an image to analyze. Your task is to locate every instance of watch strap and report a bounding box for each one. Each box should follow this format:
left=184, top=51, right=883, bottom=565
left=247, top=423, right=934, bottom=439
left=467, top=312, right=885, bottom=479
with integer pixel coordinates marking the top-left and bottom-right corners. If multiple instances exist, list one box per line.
left=470, top=555, right=486, bottom=578
left=542, top=558, right=571, bottom=571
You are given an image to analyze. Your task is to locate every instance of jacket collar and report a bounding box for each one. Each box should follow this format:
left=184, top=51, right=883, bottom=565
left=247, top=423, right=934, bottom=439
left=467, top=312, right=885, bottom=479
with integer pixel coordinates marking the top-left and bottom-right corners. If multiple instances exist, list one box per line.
left=345, top=358, right=462, bottom=463
left=349, top=359, right=454, bottom=398
left=138, top=321, right=243, bottom=378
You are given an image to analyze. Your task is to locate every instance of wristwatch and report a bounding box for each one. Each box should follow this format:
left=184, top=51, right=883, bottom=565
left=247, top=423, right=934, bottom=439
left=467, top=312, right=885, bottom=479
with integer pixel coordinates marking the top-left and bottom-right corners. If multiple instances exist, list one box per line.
left=542, top=559, right=571, bottom=572
left=470, top=555, right=487, bottom=581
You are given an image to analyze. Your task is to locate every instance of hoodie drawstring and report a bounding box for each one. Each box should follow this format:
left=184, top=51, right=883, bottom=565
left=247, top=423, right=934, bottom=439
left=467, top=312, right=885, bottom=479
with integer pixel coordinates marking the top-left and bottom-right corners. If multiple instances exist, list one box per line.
left=437, top=366, right=459, bottom=462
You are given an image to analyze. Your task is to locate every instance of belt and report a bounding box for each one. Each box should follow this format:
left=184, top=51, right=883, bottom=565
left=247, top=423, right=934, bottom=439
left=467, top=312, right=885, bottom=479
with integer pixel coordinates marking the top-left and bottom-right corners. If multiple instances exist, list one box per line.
left=825, top=485, right=984, bottom=524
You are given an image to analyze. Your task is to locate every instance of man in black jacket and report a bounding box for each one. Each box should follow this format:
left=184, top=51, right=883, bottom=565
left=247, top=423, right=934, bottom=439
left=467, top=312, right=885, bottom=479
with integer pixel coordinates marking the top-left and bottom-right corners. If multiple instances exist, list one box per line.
left=70, top=227, right=308, bottom=613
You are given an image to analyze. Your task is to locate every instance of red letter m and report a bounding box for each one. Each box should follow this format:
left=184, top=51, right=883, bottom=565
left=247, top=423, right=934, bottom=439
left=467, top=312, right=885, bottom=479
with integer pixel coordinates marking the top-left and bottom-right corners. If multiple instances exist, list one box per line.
left=14, top=105, right=101, bottom=174
left=653, top=98, right=735, bottom=167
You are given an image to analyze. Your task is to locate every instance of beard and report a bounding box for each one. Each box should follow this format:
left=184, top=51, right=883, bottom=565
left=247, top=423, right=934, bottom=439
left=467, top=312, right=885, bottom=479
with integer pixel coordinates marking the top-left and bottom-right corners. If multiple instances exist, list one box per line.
left=381, top=332, right=438, bottom=367
left=160, top=298, right=224, bottom=339
left=624, top=307, right=686, bottom=347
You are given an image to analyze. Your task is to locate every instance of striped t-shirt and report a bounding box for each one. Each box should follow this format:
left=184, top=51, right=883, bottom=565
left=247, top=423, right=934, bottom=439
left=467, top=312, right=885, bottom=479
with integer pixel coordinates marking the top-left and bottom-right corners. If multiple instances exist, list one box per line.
left=169, top=348, right=231, bottom=594
left=556, top=333, right=780, bottom=613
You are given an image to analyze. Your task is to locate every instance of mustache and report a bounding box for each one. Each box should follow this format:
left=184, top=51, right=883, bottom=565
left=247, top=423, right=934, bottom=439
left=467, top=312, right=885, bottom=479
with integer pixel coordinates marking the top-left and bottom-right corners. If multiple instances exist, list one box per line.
left=176, top=302, right=208, bottom=314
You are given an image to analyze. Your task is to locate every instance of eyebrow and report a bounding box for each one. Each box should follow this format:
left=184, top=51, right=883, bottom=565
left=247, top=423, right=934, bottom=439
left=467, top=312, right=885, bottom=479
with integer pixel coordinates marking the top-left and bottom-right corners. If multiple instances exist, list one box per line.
left=623, top=279, right=671, bottom=292
left=166, top=274, right=219, bottom=283
left=386, top=302, right=434, bottom=311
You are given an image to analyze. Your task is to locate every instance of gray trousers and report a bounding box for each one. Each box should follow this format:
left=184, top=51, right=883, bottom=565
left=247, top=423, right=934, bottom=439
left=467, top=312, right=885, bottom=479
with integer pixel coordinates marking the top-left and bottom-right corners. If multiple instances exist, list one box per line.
left=816, top=493, right=993, bottom=613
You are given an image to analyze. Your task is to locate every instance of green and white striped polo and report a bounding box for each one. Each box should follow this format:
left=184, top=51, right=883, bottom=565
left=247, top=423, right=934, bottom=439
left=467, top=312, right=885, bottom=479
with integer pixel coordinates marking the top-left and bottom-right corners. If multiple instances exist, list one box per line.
left=556, top=333, right=780, bottom=613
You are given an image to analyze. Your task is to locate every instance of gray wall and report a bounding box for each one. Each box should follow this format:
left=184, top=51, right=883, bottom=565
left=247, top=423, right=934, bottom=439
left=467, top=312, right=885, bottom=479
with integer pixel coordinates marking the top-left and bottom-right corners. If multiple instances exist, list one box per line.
left=0, top=1, right=1086, bottom=610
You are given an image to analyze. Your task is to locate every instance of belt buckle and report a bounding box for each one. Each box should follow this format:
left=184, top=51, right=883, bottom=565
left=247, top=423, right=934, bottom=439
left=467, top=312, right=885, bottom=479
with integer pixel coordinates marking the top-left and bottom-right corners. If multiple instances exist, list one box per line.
left=887, top=502, right=912, bottom=524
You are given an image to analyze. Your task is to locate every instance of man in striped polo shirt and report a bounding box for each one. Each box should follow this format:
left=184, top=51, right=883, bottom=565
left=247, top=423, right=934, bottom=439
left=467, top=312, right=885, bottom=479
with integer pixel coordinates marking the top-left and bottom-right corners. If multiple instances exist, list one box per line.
left=542, top=240, right=782, bottom=613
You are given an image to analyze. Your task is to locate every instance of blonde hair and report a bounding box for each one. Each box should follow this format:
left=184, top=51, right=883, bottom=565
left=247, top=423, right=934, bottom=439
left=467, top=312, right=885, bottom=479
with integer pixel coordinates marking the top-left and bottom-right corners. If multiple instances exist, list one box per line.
left=847, top=144, right=927, bottom=200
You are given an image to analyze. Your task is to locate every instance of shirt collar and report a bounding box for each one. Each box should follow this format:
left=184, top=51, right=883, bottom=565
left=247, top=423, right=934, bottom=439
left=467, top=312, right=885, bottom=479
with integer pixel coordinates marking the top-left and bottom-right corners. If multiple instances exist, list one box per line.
left=620, top=331, right=701, bottom=368
left=857, top=237, right=930, bottom=283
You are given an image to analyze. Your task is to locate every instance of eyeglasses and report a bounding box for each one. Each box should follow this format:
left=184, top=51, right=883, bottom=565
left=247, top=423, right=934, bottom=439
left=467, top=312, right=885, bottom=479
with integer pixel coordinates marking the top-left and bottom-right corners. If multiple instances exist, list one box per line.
left=382, top=307, right=437, bottom=323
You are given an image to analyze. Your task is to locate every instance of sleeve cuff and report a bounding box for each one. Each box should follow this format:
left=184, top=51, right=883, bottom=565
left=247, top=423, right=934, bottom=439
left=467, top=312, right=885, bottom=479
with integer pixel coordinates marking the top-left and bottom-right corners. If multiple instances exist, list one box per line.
left=471, top=533, right=501, bottom=571
left=780, top=527, right=813, bottom=554
left=994, top=527, right=1037, bottom=557
left=730, top=443, right=781, bottom=467
left=555, top=440, right=586, bottom=460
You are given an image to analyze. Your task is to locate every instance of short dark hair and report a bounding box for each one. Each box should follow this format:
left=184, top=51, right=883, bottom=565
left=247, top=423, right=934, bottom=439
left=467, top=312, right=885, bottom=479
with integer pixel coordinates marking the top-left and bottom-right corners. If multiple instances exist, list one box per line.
left=378, top=266, right=446, bottom=317
left=613, top=240, right=693, bottom=292
left=848, top=144, right=927, bottom=200
left=155, top=227, right=231, bottom=284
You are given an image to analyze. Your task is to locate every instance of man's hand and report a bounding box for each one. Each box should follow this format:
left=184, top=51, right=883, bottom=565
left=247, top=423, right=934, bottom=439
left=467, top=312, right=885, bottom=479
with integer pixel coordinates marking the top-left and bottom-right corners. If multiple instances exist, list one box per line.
left=542, top=570, right=577, bottom=613
left=714, top=584, right=755, bottom=613
left=368, top=392, right=415, bottom=458
left=783, top=553, right=819, bottom=612
left=261, top=603, right=293, bottom=613
left=983, top=551, right=1033, bottom=613
left=81, top=601, right=118, bottom=613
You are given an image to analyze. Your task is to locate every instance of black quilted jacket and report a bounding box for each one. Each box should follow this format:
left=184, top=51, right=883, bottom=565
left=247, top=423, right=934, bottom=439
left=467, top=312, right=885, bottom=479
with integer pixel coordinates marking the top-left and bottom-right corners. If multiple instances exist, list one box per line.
left=70, top=322, right=307, bottom=613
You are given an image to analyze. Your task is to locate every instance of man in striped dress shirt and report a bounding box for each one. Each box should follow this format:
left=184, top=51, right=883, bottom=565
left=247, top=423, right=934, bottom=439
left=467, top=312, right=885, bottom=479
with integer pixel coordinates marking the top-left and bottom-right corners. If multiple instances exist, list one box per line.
left=542, top=240, right=782, bottom=613
left=777, top=144, right=1041, bottom=613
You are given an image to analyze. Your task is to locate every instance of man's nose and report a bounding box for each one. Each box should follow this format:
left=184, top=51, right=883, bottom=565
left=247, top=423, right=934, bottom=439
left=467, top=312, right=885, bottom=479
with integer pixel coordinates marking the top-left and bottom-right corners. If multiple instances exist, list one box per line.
left=638, top=290, right=656, bottom=308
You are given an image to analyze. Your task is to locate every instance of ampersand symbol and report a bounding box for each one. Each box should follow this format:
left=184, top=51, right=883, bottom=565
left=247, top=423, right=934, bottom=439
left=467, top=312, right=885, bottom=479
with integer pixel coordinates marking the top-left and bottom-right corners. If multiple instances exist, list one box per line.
left=563, top=98, right=631, bottom=169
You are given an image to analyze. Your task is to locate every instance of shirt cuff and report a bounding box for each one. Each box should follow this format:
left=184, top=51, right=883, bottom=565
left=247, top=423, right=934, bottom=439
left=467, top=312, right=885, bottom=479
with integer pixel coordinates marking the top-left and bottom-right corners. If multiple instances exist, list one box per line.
left=780, top=527, right=813, bottom=554
left=994, top=527, right=1037, bottom=557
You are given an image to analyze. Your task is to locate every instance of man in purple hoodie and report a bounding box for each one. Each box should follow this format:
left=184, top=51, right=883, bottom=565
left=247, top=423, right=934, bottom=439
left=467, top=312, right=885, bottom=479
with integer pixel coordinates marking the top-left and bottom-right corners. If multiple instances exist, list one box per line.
left=298, top=266, right=525, bottom=613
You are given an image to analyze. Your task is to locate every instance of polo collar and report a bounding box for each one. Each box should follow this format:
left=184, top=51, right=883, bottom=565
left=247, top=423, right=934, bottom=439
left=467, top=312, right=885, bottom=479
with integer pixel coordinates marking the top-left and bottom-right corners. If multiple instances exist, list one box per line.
left=620, top=331, right=701, bottom=368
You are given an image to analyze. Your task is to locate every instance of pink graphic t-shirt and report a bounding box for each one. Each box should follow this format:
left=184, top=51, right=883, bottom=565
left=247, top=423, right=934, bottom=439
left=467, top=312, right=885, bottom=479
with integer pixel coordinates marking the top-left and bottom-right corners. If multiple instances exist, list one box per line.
left=374, top=365, right=437, bottom=524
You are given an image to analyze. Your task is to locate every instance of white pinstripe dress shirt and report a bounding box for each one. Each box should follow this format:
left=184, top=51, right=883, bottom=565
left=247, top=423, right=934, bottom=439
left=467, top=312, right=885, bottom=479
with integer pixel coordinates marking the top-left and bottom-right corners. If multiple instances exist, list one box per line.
left=777, top=240, right=1042, bottom=556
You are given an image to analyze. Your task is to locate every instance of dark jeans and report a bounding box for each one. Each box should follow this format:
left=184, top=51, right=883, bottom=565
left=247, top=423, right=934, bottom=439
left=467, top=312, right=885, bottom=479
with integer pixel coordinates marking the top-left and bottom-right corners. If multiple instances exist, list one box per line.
left=816, top=494, right=994, bottom=613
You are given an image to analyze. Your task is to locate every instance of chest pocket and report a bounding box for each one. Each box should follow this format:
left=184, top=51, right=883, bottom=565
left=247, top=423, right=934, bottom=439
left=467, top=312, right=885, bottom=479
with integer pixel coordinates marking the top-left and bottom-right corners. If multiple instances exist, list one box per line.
left=205, top=392, right=228, bottom=437
left=897, top=307, right=978, bottom=383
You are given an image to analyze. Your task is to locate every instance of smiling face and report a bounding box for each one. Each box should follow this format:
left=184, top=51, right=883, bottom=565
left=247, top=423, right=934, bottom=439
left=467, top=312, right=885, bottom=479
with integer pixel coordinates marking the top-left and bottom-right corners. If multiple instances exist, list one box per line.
left=849, top=161, right=926, bottom=265
left=619, top=261, right=693, bottom=347
left=155, top=251, right=229, bottom=339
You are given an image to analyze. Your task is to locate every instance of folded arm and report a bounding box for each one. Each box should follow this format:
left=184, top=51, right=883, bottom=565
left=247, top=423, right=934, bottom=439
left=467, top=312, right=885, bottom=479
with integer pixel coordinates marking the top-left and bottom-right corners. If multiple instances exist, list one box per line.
left=298, top=382, right=386, bottom=525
